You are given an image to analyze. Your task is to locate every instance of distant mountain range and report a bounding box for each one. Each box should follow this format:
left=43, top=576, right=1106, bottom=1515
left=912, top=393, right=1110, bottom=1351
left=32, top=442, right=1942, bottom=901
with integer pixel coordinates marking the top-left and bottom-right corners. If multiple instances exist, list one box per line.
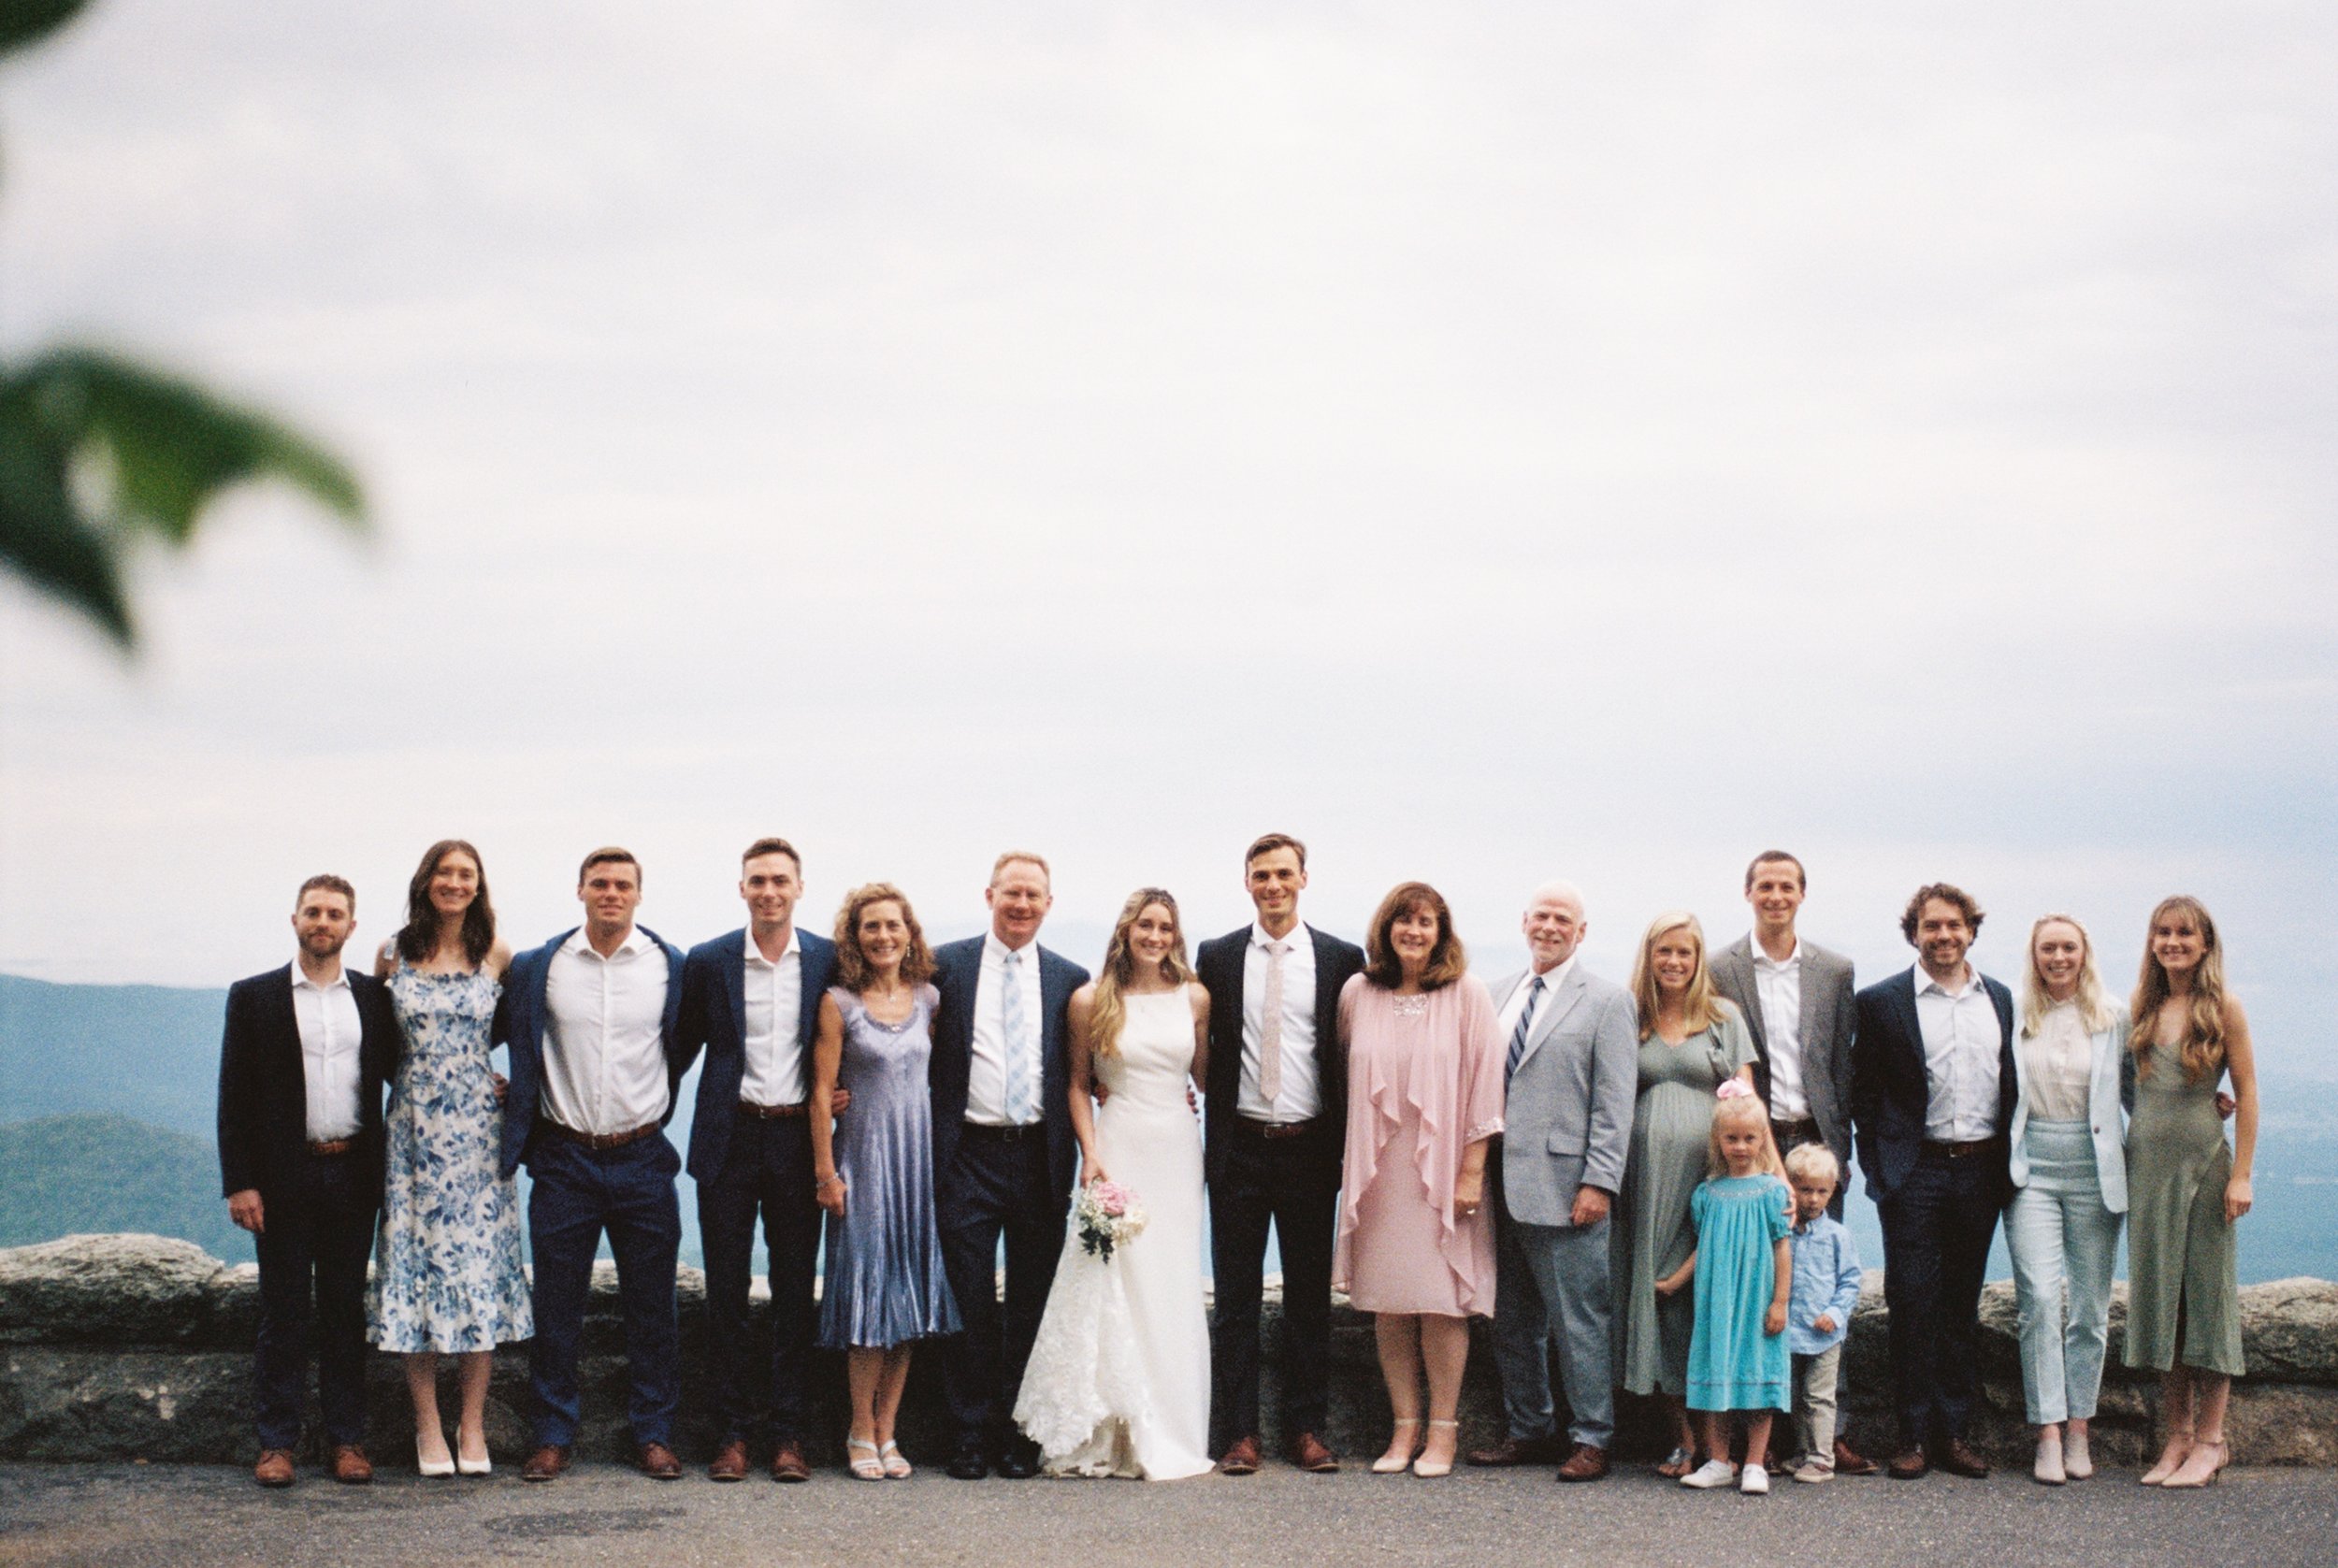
left=1, top=972, right=2330, bottom=1281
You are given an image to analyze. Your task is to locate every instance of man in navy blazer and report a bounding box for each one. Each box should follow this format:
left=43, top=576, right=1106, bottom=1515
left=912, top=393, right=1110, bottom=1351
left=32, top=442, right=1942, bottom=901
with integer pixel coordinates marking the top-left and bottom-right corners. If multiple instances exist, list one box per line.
left=496, top=847, right=691, bottom=1482
left=928, top=851, right=1090, bottom=1479
left=1196, top=833, right=1365, bottom=1474
left=1851, top=882, right=2018, bottom=1481
left=218, top=873, right=400, bottom=1488
left=674, top=836, right=839, bottom=1483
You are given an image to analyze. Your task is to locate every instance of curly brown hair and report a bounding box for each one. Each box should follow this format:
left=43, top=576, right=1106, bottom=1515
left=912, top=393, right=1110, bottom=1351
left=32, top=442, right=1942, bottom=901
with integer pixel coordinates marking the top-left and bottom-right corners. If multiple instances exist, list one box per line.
left=831, top=883, right=936, bottom=991
left=1900, top=882, right=1984, bottom=944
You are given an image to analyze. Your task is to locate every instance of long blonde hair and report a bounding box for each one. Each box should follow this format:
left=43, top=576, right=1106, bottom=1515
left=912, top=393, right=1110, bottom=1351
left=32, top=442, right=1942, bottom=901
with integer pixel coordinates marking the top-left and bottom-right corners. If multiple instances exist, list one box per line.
left=1630, top=912, right=1731, bottom=1043
left=2019, top=913, right=2115, bottom=1037
left=1087, top=887, right=1195, bottom=1059
left=2129, top=895, right=2229, bottom=1085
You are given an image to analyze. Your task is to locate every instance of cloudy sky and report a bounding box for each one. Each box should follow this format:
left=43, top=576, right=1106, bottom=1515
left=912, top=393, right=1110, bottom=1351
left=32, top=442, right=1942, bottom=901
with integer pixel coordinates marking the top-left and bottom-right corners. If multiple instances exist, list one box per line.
left=3, top=3, right=2331, bottom=1073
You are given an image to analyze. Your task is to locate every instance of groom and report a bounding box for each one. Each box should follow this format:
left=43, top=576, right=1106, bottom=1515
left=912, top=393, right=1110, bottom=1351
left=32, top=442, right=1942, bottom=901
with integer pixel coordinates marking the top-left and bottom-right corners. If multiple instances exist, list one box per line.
left=1197, top=832, right=1365, bottom=1474
left=930, top=851, right=1090, bottom=1479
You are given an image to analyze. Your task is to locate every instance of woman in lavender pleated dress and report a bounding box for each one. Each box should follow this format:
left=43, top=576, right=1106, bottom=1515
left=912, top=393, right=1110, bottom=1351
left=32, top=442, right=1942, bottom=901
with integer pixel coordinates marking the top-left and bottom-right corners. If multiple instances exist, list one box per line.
left=810, top=883, right=960, bottom=1480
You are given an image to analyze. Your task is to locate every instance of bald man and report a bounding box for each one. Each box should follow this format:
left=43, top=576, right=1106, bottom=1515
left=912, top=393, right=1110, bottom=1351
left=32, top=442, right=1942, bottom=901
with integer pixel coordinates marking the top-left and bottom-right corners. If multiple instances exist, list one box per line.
left=1467, top=883, right=1638, bottom=1481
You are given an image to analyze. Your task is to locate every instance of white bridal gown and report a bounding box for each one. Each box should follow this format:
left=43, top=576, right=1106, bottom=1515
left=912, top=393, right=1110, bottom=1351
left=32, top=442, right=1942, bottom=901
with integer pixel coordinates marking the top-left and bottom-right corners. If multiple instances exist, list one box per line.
left=1014, top=988, right=1212, bottom=1479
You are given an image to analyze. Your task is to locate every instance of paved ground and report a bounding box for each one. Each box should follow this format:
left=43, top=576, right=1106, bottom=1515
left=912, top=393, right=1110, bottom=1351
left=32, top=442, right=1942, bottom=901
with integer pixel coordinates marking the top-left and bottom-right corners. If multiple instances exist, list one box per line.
left=3, top=1460, right=2335, bottom=1568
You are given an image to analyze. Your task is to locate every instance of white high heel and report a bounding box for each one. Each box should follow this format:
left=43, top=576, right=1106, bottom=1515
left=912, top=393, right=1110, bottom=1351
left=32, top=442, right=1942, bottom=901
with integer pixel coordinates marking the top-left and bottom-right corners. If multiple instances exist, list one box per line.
left=417, top=1435, right=456, bottom=1479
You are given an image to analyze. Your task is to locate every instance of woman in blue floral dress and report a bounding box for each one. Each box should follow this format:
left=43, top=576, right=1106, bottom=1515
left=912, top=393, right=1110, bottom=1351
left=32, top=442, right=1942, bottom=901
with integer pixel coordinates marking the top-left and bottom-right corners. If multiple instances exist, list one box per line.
left=368, top=839, right=530, bottom=1476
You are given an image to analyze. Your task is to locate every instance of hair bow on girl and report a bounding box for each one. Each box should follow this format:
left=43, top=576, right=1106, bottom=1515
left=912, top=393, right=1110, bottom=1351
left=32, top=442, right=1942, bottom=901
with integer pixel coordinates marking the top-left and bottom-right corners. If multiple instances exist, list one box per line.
left=1714, top=1078, right=1754, bottom=1101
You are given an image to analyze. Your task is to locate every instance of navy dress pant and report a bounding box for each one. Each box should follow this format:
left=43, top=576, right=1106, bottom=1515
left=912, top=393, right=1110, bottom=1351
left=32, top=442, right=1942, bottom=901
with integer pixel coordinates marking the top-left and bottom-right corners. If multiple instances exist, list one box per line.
left=252, top=1148, right=378, bottom=1451
left=1207, top=1119, right=1341, bottom=1453
left=527, top=1133, right=683, bottom=1449
left=697, top=1115, right=824, bottom=1445
left=1878, top=1145, right=2004, bottom=1449
left=938, top=1127, right=1064, bottom=1452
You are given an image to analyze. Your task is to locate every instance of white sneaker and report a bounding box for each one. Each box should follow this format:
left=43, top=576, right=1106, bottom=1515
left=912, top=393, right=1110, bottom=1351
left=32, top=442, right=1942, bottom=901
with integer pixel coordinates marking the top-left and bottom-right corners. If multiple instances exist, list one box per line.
left=1740, top=1463, right=1770, bottom=1494
left=1681, top=1460, right=1738, bottom=1489
left=2063, top=1430, right=2092, bottom=1480
left=1792, top=1461, right=1833, bottom=1484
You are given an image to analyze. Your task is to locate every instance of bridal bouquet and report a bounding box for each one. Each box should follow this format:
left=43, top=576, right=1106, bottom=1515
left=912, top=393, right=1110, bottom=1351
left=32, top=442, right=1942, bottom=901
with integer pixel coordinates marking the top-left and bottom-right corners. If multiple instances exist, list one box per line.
left=1075, top=1180, right=1148, bottom=1263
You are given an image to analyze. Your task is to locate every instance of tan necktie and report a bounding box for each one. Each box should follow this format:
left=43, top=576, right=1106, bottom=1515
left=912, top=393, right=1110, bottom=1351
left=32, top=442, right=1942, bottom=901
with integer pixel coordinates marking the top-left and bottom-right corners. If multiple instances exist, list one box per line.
left=1260, top=940, right=1290, bottom=1106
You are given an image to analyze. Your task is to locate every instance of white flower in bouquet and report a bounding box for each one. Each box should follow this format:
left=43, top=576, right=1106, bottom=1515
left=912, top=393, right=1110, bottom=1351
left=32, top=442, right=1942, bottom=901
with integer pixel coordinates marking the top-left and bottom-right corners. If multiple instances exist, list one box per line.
left=1075, top=1180, right=1148, bottom=1262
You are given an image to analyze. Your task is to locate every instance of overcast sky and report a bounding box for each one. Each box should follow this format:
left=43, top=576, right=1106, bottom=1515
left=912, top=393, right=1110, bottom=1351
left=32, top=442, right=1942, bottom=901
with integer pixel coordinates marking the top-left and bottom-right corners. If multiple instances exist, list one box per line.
left=2, top=3, right=2331, bottom=1074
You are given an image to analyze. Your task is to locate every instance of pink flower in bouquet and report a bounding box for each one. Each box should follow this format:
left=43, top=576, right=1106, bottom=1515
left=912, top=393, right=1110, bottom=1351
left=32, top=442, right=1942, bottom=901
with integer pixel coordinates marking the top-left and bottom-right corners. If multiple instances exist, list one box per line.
left=1090, top=1181, right=1130, bottom=1217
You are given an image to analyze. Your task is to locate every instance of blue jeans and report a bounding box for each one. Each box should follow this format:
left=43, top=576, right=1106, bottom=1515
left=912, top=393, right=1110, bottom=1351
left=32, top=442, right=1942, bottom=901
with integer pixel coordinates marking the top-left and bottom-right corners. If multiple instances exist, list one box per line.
left=527, top=1132, right=683, bottom=1449
left=2005, top=1119, right=2122, bottom=1425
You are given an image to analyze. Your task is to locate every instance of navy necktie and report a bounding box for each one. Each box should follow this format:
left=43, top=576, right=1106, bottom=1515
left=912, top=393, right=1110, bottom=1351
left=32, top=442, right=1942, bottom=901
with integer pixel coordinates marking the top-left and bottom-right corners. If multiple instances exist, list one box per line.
left=1506, top=973, right=1546, bottom=1086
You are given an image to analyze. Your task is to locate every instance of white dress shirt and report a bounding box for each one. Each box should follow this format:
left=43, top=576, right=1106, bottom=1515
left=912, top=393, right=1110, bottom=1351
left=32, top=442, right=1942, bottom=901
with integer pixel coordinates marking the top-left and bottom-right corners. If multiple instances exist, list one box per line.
left=541, top=926, right=671, bottom=1135
left=740, top=926, right=805, bottom=1106
left=2023, top=1000, right=2094, bottom=1123
left=1495, top=954, right=1579, bottom=1046
left=1238, top=921, right=1321, bottom=1121
left=966, top=932, right=1046, bottom=1126
left=1752, top=941, right=1809, bottom=1120
left=289, top=958, right=364, bottom=1142
left=1914, top=964, right=2003, bottom=1143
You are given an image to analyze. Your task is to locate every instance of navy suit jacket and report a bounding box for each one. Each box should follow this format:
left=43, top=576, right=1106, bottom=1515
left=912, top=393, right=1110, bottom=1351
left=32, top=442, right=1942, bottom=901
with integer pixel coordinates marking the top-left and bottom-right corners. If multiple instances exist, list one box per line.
left=928, top=935, right=1090, bottom=1223
left=1850, top=964, right=2019, bottom=1206
left=216, top=962, right=401, bottom=1215
left=496, top=925, right=688, bottom=1179
left=674, top=926, right=839, bottom=1182
left=1195, top=924, right=1366, bottom=1186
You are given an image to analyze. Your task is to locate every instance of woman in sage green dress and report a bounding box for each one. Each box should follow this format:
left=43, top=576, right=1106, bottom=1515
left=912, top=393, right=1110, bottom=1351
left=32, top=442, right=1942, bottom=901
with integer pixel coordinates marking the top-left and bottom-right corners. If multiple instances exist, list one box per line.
left=2123, top=896, right=2257, bottom=1489
left=1610, top=912, right=1754, bottom=1477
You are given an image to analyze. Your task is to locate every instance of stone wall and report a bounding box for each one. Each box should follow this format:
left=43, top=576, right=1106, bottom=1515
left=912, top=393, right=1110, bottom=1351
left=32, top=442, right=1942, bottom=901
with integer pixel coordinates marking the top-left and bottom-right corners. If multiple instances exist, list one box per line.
left=2, top=1234, right=2331, bottom=1467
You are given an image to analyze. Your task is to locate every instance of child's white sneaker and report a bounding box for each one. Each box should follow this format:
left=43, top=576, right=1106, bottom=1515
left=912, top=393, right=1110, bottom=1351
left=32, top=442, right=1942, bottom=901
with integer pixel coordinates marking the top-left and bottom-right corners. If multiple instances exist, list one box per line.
left=1681, top=1460, right=1738, bottom=1489
left=1739, top=1462, right=1770, bottom=1494
left=1792, top=1460, right=1833, bottom=1483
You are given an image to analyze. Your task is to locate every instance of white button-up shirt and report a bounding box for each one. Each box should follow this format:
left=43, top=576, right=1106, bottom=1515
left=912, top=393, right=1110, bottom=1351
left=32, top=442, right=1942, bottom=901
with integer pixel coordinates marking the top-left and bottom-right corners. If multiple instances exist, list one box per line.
left=1752, top=941, right=1809, bottom=1119
left=1914, top=964, right=2002, bottom=1143
left=966, top=932, right=1046, bottom=1126
left=289, top=958, right=364, bottom=1142
left=1495, top=954, right=1578, bottom=1048
left=541, top=926, right=671, bottom=1136
left=1238, top=922, right=1321, bottom=1121
left=2022, top=1000, right=2094, bottom=1124
left=740, top=927, right=805, bottom=1106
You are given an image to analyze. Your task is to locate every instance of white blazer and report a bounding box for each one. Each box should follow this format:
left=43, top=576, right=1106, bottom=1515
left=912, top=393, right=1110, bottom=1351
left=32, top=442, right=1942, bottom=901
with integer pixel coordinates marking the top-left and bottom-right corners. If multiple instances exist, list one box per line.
left=2007, top=1005, right=2131, bottom=1214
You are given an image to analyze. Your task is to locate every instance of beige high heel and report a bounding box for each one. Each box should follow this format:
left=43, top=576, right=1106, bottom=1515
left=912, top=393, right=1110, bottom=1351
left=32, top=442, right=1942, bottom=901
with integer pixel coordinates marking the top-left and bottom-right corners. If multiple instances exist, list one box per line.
left=1372, top=1418, right=1423, bottom=1474
left=2140, top=1428, right=2193, bottom=1487
left=2160, top=1438, right=2228, bottom=1489
left=1413, top=1419, right=1460, bottom=1478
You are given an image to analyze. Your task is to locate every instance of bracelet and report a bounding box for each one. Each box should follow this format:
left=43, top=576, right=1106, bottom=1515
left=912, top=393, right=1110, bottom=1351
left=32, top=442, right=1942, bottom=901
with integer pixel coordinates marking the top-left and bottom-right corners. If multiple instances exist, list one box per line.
left=815, top=1173, right=842, bottom=1189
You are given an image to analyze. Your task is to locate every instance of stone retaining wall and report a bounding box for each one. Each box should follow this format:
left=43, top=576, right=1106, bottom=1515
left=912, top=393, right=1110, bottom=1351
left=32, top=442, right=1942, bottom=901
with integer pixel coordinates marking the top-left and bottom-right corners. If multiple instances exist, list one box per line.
left=2, top=1234, right=2331, bottom=1468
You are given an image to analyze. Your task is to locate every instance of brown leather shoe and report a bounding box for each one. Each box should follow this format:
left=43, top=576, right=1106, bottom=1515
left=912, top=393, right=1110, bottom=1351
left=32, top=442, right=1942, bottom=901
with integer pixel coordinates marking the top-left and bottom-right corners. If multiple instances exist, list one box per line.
left=1288, top=1431, right=1340, bottom=1473
left=639, top=1441, right=683, bottom=1480
left=1467, top=1434, right=1566, bottom=1467
left=1217, top=1435, right=1262, bottom=1475
left=521, top=1444, right=570, bottom=1482
left=1554, top=1444, right=1610, bottom=1482
left=253, top=1449, right=296, bottom=1488
left=1936, top=1438, right=1991, bottom=1479
left=330, top=1446, right=373, bottom=1485
left=708, top=1440, right=749, bottom=1482
left=1834, top=1437, right=1879, bottom=1475
left=770, top=1439, right=811, bottom=1483
left=1887, top=1446, right=1929, bottom=1479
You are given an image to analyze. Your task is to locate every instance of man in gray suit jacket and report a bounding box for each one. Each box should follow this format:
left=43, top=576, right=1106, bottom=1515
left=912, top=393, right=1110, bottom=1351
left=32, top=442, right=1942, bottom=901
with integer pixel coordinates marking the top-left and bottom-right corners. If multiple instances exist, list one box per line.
left=1708, top=848, right=1877, bottom=1476
left=1466, top=882, right=1637, bottom=1481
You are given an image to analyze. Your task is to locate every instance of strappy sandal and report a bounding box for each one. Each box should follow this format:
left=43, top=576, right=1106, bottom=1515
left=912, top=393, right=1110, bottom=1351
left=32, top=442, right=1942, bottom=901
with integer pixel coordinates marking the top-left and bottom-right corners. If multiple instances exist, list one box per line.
left=846, top=1436, right=885, bottom=1481
left=1656, top=1445, right=1696, bottom=1480
left=879, top=1440, right=913, bottom=1479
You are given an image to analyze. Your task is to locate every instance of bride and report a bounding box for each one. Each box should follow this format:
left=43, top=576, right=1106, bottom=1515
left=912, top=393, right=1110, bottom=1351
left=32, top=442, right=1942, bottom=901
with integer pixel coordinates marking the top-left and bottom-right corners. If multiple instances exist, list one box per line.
left=1014, top=887, right=1213, bottom=1479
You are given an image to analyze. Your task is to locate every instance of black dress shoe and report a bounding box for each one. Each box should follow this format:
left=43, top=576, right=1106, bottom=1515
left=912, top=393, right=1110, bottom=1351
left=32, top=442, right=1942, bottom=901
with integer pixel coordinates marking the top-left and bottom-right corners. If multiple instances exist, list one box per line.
left=946, top=1446, right=989, bottom=1480
left=996, top=1437, right=1042, bottom=1479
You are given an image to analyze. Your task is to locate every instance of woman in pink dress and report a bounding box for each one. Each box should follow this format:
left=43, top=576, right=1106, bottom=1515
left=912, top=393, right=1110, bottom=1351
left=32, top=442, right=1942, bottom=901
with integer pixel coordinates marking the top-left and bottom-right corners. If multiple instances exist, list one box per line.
left=1335, top=881, right=1505, bottom=1478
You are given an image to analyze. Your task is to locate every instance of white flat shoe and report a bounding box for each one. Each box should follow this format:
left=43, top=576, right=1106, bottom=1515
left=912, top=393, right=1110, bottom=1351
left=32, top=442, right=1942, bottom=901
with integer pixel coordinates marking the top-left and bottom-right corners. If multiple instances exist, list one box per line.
left=2033, top=1433, right=2066, bottom=1486
left=2063, top=1430, right=2092, bottom=1480
left=1739, top=1463, right=1769, bottom=1494
left=1681, top=1459, right=1738, bottom=1489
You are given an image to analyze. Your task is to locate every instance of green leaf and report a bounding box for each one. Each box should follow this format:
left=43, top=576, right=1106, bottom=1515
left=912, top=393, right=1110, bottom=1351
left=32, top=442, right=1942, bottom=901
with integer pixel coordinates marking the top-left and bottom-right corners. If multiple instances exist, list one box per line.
left=0, top=381, right=131, bottom=642
left=0, top=0, right=92, bottom=59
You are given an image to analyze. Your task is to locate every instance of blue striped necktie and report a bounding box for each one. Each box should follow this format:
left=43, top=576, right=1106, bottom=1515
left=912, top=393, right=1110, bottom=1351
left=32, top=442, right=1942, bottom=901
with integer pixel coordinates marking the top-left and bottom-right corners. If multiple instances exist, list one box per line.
left=1506, top=973, right=1546, bottom=1086
left=1003, top=948, right=1034, bottom=1124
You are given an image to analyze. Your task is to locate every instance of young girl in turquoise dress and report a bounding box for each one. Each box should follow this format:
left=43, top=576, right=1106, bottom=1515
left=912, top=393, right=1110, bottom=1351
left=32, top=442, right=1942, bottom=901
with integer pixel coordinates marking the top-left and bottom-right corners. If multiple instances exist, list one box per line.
left=1656, top=1081, right=1795, bottom=1494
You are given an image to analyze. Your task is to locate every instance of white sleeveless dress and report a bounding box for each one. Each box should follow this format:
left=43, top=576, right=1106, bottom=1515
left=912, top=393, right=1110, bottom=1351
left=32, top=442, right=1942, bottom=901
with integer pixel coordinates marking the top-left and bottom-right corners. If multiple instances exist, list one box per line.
left=1014, top=988, right=1212, bottom=1479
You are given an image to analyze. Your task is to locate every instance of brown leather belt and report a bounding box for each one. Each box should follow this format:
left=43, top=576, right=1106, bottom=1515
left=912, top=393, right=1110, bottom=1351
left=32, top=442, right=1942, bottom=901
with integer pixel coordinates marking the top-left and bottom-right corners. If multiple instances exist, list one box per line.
left=1235, top=1116, right=1318, bottom=1141
left=541, top=1118, right=661, bottom=1150
left=961, top=1122, right=1044, bottom=1143
left=1922, top=1137, right=2000, bottom=1159
left=739, top=1100, right=811, bottom=1120
left=305, top=1138, right=357, bottom=1157
left=1771, top=1117, right=1821, bottom=1147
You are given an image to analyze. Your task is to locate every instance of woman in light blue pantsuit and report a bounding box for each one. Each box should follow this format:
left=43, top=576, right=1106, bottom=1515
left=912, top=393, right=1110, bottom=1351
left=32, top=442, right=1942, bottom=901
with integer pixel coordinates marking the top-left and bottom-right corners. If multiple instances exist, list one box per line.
left=2006, top=914, right=2129, bottom=1486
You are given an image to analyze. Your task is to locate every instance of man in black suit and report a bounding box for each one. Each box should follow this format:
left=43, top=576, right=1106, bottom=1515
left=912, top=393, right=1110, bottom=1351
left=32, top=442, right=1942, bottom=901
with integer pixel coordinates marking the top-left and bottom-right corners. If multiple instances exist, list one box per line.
left=1197, top=832, right=1365, bottom=1474
left=217, top=873, right=400, bottom=1488
left=676, top=836, right=842, bottom=1483
left=1850, top=882, right=2017, bottom=1481
left=929, top=851, right=1090, bottom=1479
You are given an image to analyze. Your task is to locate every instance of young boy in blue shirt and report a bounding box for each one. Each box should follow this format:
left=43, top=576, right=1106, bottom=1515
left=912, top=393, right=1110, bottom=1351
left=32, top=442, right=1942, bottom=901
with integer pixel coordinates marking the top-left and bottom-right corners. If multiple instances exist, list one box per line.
left=1783, top=1143, right=1864, bottom=1482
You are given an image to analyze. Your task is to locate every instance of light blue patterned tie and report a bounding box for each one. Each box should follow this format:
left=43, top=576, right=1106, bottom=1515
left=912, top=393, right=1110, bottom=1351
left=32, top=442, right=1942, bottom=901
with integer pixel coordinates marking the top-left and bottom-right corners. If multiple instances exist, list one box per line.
left=1506, top=973, right=1545, bottom=1086
left=1003, top=948, right=1033, bottom=1124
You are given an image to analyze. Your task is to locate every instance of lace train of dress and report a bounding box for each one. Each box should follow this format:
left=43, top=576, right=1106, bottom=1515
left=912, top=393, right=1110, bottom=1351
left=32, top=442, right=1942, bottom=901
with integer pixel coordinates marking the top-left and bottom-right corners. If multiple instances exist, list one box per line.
left=1014, top=988, right=1211, bottom=1480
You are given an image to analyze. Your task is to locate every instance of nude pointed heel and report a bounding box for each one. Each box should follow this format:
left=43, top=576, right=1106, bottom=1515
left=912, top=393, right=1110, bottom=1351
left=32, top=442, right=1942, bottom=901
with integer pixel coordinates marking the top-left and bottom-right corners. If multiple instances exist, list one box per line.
left=1373, top=1418, right=1423, bottom=1474
left=2141, top=1428, right=2193, bottom=1487
left=1412, top=1419, right=1460, bottom=1478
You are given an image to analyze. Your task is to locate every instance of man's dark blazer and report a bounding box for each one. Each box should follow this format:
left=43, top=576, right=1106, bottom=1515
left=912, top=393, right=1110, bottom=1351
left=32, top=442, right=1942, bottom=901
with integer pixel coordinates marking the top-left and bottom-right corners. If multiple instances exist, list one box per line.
left=216, top=962, right=401, bottom=1215
left=1195, top=924, right=1366, bottom=1186
left=927, top=935, right=1090, bottom=1220
left=496, top=925, right=689, bottom=1179
left=674, top=926, right=839, bottom=1182
left=1850, top=965, right=2018, bottom=1205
